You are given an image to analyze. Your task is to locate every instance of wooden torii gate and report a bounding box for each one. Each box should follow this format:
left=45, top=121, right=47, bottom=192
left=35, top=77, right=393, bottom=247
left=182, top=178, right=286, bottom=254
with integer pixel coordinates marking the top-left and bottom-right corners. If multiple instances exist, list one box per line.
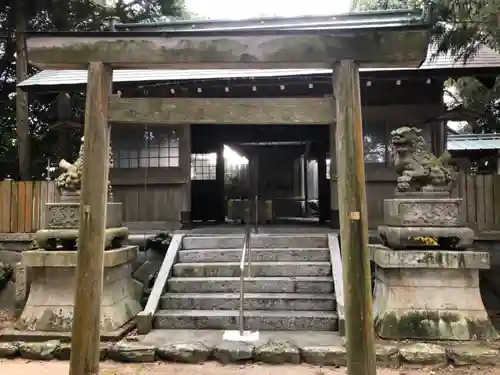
left=23, top=9, right=432, bottom=375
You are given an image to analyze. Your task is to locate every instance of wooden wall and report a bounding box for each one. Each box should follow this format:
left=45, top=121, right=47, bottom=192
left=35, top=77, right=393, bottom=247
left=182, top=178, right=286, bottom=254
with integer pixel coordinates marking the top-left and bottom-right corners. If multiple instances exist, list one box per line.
left=110, top=123, right=191, bottom=229
left=0, top=180, right=59, bottom=233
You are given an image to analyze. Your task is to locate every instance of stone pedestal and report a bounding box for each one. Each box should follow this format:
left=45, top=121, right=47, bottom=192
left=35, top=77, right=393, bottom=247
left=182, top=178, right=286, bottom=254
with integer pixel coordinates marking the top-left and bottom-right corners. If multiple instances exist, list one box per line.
left=378, top=194, right=474, bottom=249
left=34, top=200, right=128, bottom=250
left=371, top=244, right=498, bottom=341
left=15, top=246, right=141, bottom=333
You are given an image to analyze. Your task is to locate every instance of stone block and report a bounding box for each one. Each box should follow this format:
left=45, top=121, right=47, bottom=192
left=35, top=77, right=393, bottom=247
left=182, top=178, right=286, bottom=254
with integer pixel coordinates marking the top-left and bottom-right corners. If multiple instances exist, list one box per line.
left=157, top=342, right=212, bottom=363
left=399, top=343, right=447, bottom=367
left=446, top=345, right=500, bottom=366
left=0, top=250, right=22, bottom=265
left=372, top=246, right=497, bottom=341
left=0, top=342, right=18, bottom=358
left=15, top=246, right=141, bottom=333
left=254, top=340, right=300, bottom=364
left=301, top=345, right=346, bottom=366
left=375, top=344, right=399, bottom=367
left=45, top=201, right=123, bottom=230
left=383, top=197, right=465, bottom=227
left=108, top=341, right=156, bottom=363
left=17, top=340, right=61, bottom=360
left=213, top=341, right=254, bottom=363
left=14, top=262, right=29, bottom=314
left=378, top=225, right=475, bottom=250
left=133, top=260, right=160, bottom=285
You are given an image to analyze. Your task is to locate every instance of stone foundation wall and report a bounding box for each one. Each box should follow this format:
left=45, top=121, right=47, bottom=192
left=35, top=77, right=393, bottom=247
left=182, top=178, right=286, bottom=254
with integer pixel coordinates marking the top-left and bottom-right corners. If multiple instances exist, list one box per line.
left=1, top=340, right=500, bottom=368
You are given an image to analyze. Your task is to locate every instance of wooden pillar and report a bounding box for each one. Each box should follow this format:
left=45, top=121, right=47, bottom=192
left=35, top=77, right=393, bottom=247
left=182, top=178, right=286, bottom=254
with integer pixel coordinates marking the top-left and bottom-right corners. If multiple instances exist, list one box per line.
left=180, top=124, right=192, bottom=228
left=69, top=62, right=112, bottom=375
left=216, top=144, right=226, bottom=223
left=15, top=3, right=30, bottom=180
left=303, top=143, right=310, bottom=217
left=328, top=111, right=339, bottom=228
left=333, top=60, right=376, bottom=375
left=317, top=146, right=329, bottom=224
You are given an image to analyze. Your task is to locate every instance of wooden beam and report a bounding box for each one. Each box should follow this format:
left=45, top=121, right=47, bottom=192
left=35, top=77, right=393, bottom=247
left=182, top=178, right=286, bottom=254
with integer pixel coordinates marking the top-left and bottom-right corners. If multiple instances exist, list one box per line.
left=334, top=60, right=376, bottom=375
left=69, top=62, right=112, bottom=375
left=108, top=96, right=442, bottom=125
left=25, top=29, right=429, bottom=70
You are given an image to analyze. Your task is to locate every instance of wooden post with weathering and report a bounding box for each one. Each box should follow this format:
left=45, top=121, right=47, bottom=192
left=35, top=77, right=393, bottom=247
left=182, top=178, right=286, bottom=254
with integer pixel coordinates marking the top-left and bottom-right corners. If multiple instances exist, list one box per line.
left=69, top=62, right=113, bottom=375
left=333, top=60, right=376, bottom=375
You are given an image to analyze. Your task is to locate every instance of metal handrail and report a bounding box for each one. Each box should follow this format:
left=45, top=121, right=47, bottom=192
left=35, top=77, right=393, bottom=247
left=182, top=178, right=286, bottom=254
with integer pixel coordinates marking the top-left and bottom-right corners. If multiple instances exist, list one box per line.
left=239, top=205, right=252, bottom=336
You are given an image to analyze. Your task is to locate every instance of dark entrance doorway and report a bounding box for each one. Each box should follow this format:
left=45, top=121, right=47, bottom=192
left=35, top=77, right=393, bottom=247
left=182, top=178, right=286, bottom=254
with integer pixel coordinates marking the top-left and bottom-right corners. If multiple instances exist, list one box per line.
left=190, top=124, right=330, bottom=227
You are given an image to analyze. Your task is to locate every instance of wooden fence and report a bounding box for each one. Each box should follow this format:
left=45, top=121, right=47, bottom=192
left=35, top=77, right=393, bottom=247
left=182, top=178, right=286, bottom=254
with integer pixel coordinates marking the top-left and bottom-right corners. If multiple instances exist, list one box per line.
left=452, top=172, right=500, bottom=233
left=1, top=173, right=500, bottom=234
left=0, top=180, right=59, bottom=233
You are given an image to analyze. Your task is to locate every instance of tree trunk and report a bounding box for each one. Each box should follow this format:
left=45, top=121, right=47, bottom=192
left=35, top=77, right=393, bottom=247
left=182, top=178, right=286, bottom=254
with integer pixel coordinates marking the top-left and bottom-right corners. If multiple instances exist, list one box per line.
left=15, top=0, right=30, bottom=180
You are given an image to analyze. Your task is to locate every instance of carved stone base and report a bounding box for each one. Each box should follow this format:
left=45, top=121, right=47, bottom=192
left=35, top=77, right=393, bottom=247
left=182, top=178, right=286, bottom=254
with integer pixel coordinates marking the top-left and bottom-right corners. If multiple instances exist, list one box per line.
left=371, top=245, right=497, bottom=341
left=383, top=196, right=465, bottom=227
left=45, top=201, right=123, bottom=230
left=378, top=225, right=474, bottom=250
left=34, top=227, right=129, bottom=250
left=16, top=246, right=141, bottom=333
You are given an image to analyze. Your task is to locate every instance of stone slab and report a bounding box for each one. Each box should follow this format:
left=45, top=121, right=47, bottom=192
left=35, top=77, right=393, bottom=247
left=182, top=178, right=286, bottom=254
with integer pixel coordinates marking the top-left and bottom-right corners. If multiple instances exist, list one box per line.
left=182, top=234, right=328, bottom=250
left=370, top=245, right=490, bottom=269
left=45, top=201, right=123, bottom=229
left=378, top=225, right=475, bottom=250
left=154, top=309, right=338, bottom=331
left=22, top=246, right=137, bottom=268
left=172, top=261, right=332, bottom=277
left=0, top=320, right=134, bottom=343
left=383, top=197, right=465, bottom=227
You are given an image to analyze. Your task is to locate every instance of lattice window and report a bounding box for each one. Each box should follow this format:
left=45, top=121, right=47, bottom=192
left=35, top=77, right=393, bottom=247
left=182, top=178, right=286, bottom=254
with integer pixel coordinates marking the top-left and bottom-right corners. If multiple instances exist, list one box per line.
left=112, top=129, right=180, bottom=168
left=191, top=153, right=217, bottom=180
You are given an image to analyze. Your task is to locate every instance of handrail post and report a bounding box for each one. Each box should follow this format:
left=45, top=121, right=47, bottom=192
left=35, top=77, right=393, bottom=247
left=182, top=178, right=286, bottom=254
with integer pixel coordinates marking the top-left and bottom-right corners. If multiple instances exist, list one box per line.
left=239, top=205, right=252, bottom=337
left=254, top=194, right=258, bottom=234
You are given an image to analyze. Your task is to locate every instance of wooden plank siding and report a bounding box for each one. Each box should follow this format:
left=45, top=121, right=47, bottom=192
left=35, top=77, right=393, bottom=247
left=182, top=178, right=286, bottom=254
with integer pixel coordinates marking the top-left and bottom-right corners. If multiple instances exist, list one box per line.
left=0, top=180, right=59, bottom=233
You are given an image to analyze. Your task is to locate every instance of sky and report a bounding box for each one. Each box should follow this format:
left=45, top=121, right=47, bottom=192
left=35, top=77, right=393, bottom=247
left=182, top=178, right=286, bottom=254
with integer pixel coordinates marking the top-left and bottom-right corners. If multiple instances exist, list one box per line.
left=185, top=0, right=351, bottom=19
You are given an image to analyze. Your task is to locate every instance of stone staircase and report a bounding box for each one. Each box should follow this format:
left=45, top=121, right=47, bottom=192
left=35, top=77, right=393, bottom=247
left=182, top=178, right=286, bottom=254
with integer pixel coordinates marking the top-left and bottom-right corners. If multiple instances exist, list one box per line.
left=153, top=233, right=338, bottom=331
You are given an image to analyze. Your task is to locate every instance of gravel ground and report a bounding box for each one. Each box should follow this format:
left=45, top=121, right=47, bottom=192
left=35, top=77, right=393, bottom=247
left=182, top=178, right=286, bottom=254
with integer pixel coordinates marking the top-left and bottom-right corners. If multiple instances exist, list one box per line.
left=1, top=360, right=500, bottom=375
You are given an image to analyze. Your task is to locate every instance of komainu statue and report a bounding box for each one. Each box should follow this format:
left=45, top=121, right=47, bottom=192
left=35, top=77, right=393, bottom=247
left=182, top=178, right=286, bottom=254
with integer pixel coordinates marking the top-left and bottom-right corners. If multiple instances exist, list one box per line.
left=55, top=136, right=113, bottom=197
left=390, top=126, right=456, bottom=193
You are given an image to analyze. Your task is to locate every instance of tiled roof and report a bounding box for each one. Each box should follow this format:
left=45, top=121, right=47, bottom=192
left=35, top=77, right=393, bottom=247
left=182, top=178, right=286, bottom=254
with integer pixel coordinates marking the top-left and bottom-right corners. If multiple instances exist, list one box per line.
left=447, top=134, right=500, bottom=151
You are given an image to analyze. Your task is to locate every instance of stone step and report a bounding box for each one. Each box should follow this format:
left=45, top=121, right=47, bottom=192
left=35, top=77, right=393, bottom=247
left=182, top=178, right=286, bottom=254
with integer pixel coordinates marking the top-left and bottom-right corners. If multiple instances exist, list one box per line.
left=172, top=261, right=331, bottom=278
left=166, top=276, right=334, bottom=294
left=182, top=234, right=328, bottom=250
left=160, top=292, right=336, bottom=311
left=177, top=248, right=330, bottom=263
left=153, top=309, right=338, bottom=331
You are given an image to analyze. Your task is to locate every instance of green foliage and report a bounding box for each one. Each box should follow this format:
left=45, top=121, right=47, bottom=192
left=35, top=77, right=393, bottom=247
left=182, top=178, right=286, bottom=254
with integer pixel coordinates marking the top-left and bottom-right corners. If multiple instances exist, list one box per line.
left=0, top=0, right=186, bottom=179
left=352, top=0, right=500, bottom=134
